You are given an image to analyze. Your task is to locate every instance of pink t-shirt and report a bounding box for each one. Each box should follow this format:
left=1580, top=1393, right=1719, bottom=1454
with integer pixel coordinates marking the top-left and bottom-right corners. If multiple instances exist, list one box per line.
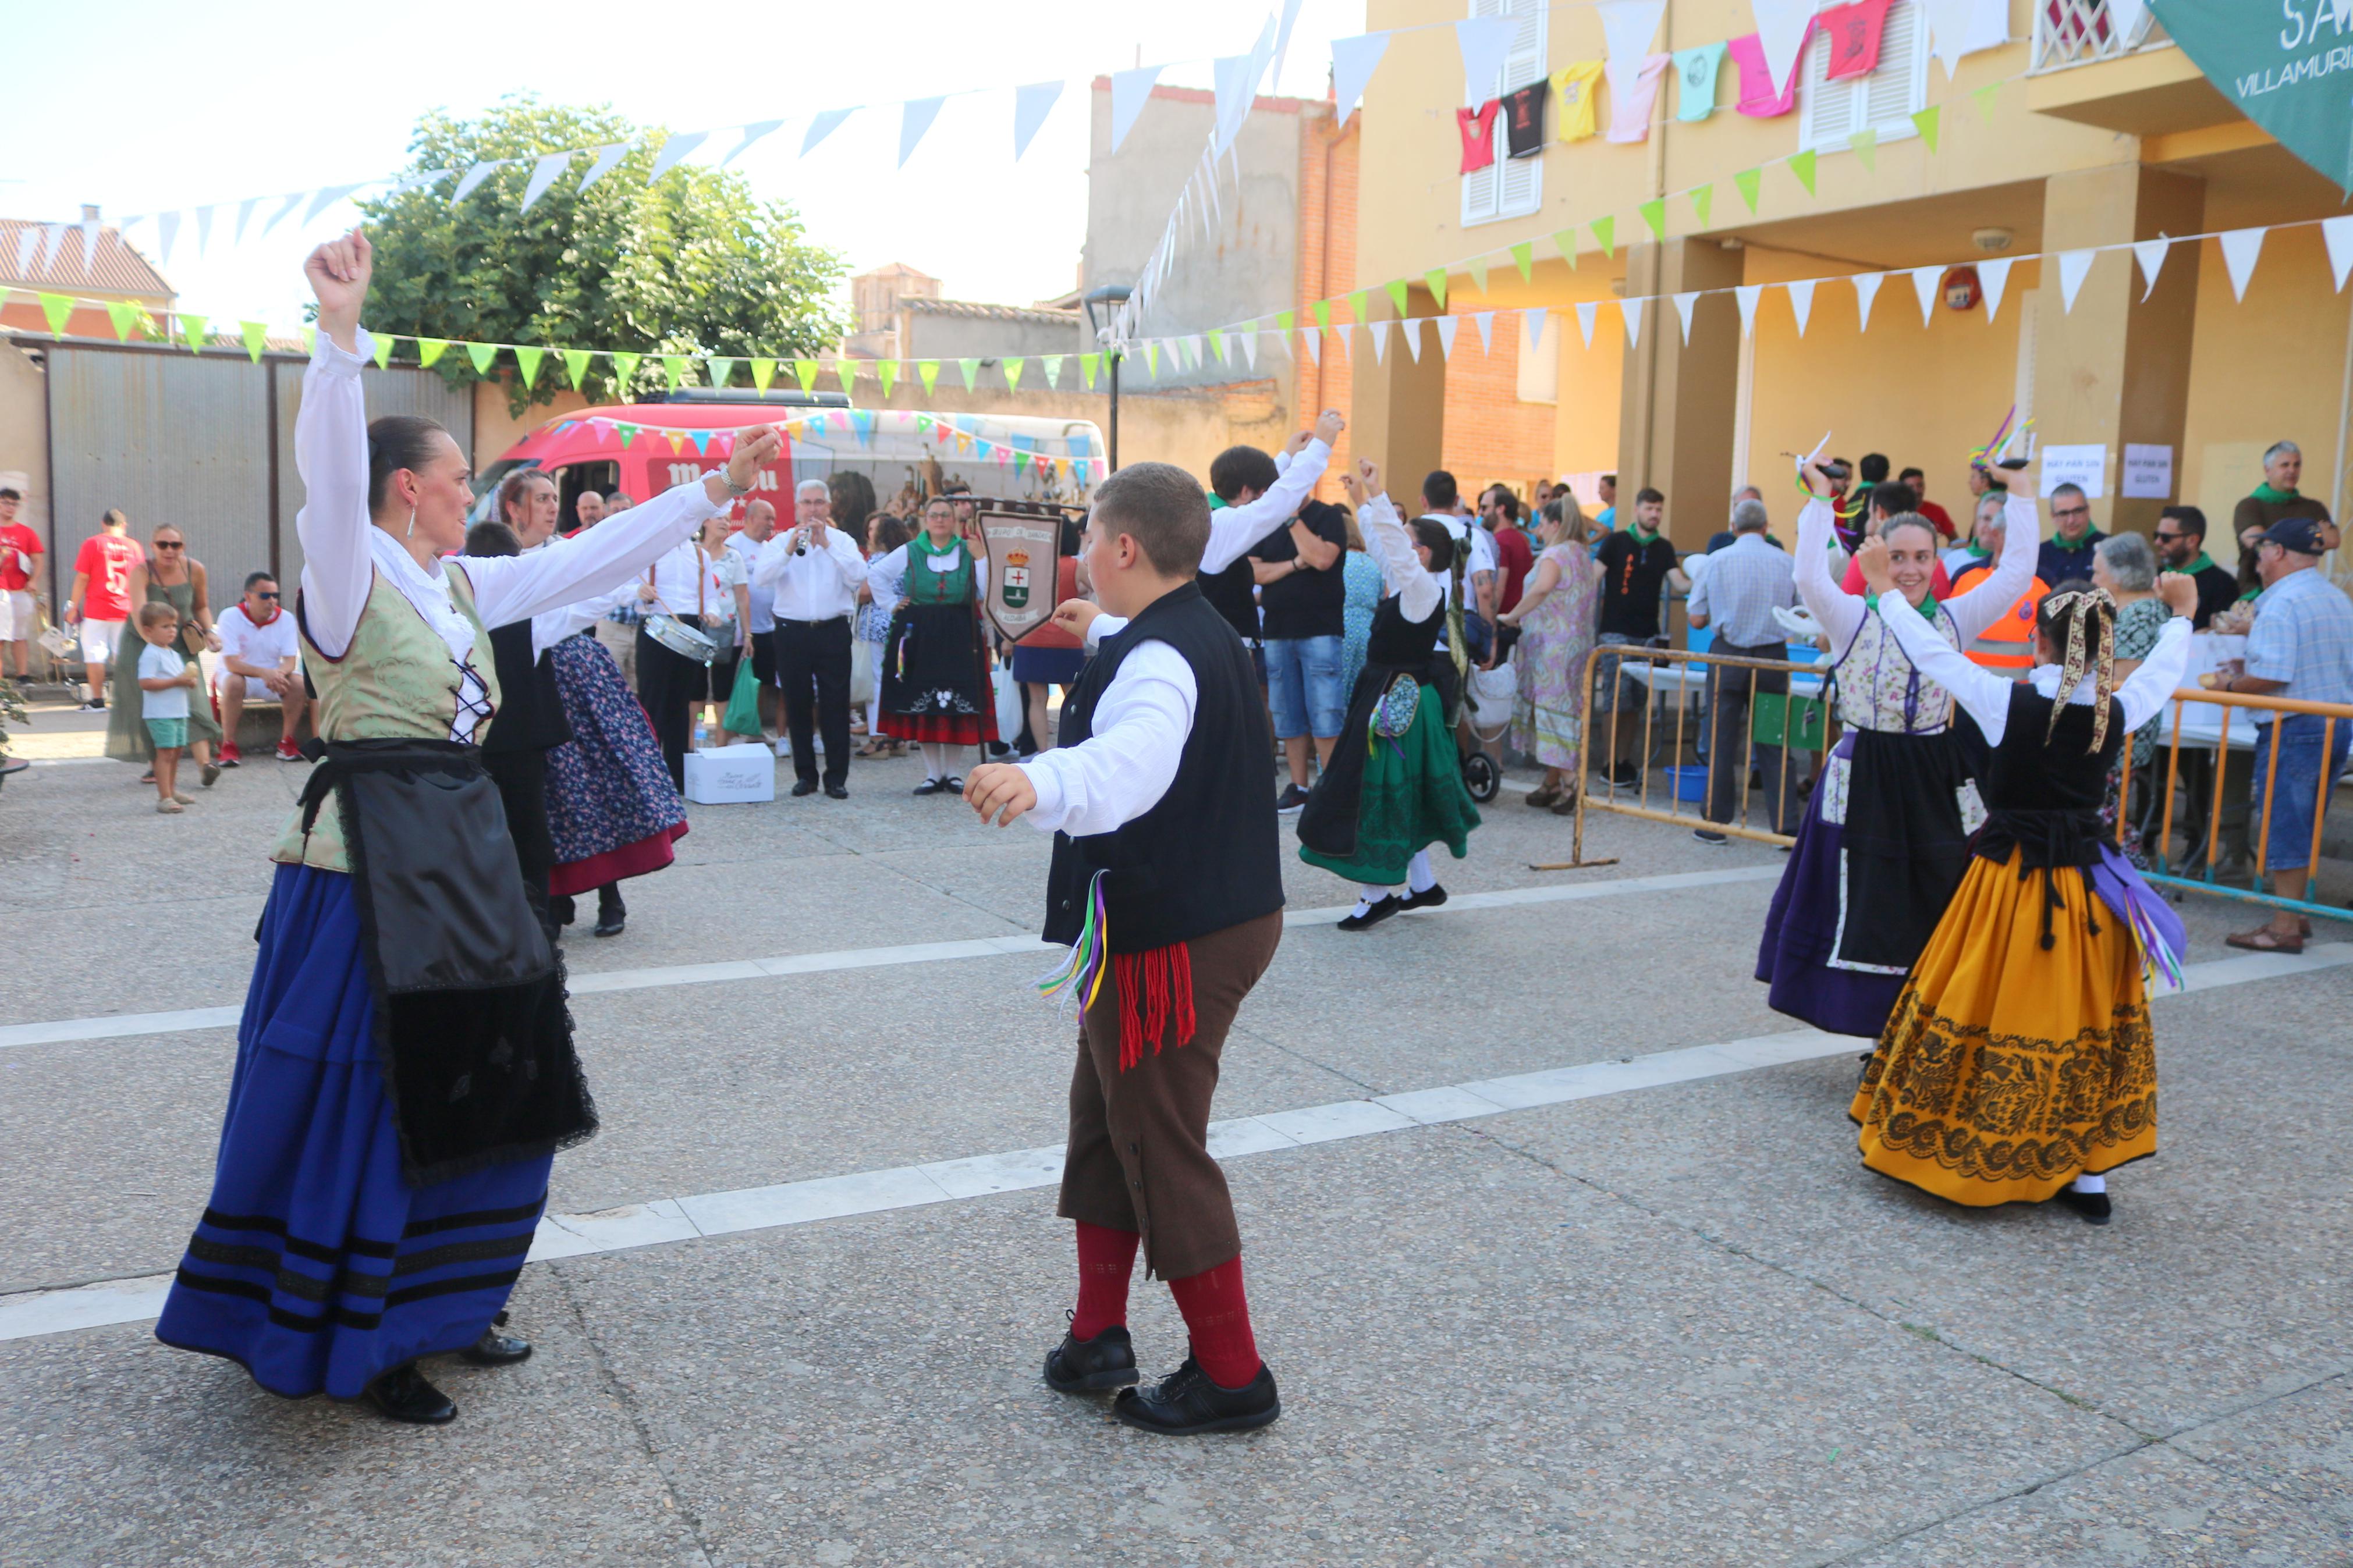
left=1606, top=54, right=1672, bottom=143
left=73, top=533, right=145, bottom=620
left=1728, top=28, right=1812, bottom=118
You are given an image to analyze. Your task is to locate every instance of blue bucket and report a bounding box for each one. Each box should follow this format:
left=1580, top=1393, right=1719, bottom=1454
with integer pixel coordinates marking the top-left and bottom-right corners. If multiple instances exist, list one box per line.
left=1663, top=765, right=1708, bottom=802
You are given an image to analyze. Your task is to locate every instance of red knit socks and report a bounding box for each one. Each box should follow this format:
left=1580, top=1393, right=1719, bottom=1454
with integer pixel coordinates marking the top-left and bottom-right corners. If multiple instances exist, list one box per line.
left=1070, top=1222, right=1140, bottom=1341
left=1167, top=1255, right=1260, bottom=1388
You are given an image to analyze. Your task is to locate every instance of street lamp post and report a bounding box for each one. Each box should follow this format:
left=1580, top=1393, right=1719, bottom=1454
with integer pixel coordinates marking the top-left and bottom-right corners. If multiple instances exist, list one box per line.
left=1080, top=285, right=1131, bottom=474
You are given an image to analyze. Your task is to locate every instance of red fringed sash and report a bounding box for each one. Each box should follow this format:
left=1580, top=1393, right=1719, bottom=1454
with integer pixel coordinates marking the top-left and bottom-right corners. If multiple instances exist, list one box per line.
left=1112, top=941, right=1197, bottom=1072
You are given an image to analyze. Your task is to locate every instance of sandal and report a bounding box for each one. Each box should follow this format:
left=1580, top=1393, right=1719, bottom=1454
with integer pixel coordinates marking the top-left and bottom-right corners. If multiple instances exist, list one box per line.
left=2225, top=926, right=2304, bottom=955
left=1525, top=783, right=1559, bottom=809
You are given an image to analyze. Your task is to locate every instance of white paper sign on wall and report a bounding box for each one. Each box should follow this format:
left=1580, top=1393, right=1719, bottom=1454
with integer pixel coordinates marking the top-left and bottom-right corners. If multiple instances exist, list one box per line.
left=2121, top=443, right=2174, bottom=500
left=2039, top=444, right=2107, bottom=499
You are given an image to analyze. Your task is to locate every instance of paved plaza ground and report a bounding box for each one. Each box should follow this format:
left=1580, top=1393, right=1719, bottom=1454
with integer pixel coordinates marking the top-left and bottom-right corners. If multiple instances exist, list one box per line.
left=1, top=706, right=2348, bottom=1566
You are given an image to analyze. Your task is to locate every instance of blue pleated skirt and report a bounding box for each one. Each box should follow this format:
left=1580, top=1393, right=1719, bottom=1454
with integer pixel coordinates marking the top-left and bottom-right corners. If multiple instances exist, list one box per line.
left=155, top=863, right=553, bottom=1400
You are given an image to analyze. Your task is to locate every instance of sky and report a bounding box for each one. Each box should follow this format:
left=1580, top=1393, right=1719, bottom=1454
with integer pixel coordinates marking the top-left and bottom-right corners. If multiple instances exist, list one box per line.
left=3, top=0, right=1366, bottom=330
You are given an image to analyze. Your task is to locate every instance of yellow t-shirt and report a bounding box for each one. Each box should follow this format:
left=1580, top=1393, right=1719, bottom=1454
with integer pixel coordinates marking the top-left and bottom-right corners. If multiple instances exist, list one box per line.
left=1552, top=62, right=1605, bottom=143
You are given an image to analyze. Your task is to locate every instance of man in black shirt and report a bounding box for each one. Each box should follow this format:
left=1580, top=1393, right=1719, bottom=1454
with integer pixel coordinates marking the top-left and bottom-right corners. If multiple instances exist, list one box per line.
left=1252, top=499, right=1349, bottom=811
left=1590, top=486, right=1689, bottom=786
left=2153, top=504, right=2241, bottom=629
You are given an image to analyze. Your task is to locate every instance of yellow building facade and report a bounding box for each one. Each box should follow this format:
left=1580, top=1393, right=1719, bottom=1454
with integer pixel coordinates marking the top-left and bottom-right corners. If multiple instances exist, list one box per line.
left=1350, top=0, right=2353, bottom=562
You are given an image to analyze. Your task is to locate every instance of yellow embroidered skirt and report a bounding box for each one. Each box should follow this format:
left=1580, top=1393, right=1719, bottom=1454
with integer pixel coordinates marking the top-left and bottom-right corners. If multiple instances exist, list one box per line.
left=1850, top=848, right=2156, bottom=1206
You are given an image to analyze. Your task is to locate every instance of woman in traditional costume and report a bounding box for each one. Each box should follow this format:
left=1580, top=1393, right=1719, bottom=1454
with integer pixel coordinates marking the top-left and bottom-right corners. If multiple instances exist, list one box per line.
left=1848, top=541, right=2196, bottom=1222
left=154, top=232, right=780, bottom=1423
left=1754, top=459, right=2039, bottom=1037
left=1297, top=460, right=1481, bottom=931
left=869, top=495, right=998, bottom=794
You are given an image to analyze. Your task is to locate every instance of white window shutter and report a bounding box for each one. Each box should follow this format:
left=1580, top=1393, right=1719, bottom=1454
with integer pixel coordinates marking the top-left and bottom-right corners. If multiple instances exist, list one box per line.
left=1463, top=0, right=1545, bottom=227
left=1800, top=27, right=1855, bottom=148
left=1862, top=2, right=1926, bottom=133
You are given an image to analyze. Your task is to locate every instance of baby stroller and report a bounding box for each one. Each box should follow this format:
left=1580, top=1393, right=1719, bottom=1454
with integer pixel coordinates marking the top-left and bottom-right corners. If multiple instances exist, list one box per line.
left=1456, top=625, right=1517, bottom=805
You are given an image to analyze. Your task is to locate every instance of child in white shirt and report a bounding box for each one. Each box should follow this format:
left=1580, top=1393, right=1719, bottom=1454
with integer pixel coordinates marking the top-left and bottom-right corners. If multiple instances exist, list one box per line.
left=134, top=602, right=200, bottom=812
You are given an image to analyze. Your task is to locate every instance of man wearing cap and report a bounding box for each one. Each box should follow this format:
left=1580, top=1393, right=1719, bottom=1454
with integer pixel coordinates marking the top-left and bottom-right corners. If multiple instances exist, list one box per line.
left=2211, top=516, right=2353, bottom=954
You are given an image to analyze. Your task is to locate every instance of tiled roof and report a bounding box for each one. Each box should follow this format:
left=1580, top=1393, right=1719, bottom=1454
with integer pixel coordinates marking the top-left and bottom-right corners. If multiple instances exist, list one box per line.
left=0, top=217, right=173, bottom=298
left=902, top=297, right=1080, bottom=326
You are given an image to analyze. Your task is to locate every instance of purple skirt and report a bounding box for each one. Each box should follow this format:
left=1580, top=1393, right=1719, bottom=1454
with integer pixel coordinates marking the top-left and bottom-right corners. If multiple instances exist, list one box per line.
left=1754, top=784, right=1908, bottom=1037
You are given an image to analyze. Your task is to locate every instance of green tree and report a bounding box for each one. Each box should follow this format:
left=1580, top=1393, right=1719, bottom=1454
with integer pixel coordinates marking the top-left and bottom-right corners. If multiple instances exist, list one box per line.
left=354, top=96, right=846, bottom=414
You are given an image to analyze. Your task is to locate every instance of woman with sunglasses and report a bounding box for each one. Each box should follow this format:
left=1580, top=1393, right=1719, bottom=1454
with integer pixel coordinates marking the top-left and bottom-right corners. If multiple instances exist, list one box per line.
left=104, top=522, right=223, bottom=786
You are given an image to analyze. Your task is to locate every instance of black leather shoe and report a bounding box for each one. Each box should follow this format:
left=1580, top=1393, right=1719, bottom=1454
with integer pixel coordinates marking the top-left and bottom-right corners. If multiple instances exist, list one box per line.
left=942, top=776, right=965, bottom=794
left=550, top=894, right=576, bottom=928
left=1044, top=1320, right=1140, bottom=1394
left=914, top=778, right=948, bottom=795
left=594, top=891, right=626, bottom=938
left=363, top=1363, right=456, bottom=1425
left=790, top=779, right=819, bottom=797
left=2054, top=1187, right=2113, bottom=1225
left=1113, top=1354, right=1279, bottom=1435
left=824, top=783, right=848, bottom=799
left=459, top=1328, right=533, bottom=1367
left=1400, top=883, right=1447, bottom=911
left=1336, top=895, right=1403, bottom=931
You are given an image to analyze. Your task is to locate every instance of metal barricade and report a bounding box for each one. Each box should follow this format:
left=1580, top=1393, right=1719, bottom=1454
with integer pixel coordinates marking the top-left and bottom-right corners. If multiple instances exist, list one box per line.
left=1551, top=643, right=1817, bottom=870
left=2118, top=687, right=2351, bottom=923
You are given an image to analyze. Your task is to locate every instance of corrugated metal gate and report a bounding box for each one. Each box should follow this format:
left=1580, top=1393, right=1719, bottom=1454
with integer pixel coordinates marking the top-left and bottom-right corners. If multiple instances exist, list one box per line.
left=38, top=341, right=471, bottom=605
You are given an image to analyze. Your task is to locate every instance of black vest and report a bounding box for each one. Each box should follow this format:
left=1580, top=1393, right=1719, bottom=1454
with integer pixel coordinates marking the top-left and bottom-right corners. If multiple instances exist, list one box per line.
left=1974, top=683, right=2123, bottom=871
left=480, top=620, right=572, bottom=755
left=1197, top=554, right=1261, bottom=643
left=1043, top=584, right=1285, bottom=952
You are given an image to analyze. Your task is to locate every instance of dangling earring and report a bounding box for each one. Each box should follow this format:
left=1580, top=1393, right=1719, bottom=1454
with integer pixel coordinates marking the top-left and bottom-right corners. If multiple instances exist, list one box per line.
left=405, top=504, right=417, bottom=539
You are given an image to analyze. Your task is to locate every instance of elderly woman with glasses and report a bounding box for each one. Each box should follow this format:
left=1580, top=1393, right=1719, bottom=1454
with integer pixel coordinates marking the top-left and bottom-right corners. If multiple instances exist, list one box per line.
left=104, top=522, right=224, bottom=784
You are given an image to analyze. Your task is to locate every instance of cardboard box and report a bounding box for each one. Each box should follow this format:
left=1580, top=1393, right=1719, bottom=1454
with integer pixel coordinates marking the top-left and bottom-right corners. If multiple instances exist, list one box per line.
left=683, top=742, right=775, bottom=805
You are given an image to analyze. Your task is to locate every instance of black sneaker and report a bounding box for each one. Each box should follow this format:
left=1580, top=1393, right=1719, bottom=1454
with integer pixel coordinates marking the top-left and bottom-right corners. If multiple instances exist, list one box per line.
left=1605, top=761, right=1637, bottom=788
left=77, top=698, right=106, bottom=712
left=1693, top=829, right=1727, bottom=846
left=2053, top=1187, right=2113, bottom=1225
left=1113, top=1354, right=1280, bottom=1435
left=1044, top=1320, right=1141, bottom=1393
left=1336, top=894, right=1403, bottom=931
left=1275, top=783, right=1310, bottom=813
left=1400, top=883, right=1447, bottom=911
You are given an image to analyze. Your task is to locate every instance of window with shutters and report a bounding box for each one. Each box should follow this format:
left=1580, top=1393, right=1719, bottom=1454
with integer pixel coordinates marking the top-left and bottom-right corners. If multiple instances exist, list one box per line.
left=1461, top=0, right=1546, bottom=227
left=1798, top=0, right=1929, bottom=155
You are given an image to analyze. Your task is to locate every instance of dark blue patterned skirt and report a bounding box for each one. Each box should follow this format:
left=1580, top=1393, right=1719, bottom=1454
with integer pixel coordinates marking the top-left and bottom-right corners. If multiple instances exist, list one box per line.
left=154, top=863, right=551, bottom=1399
left=545, top=630, right=687, bottom=882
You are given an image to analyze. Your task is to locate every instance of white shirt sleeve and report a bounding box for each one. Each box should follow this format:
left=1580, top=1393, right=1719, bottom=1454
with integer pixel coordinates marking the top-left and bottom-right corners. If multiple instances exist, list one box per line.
left=1360, top=494, right=1440, bottom=620
left=867, top=543, right=909, bottom=607
left=1878, top=591, right=2020, bottom=744
left=823, top=527, right=868, bottom=591
left=1014, top=639, right=1198, bottom=837
left=1944, top=491, right=2041, bottom=642
left=1198, top=439, right=1333, bottom=575
left=457, top=475, right=722, bottom=630
left=1792, top=497, right=1864, bottom=650
left=292, top=329, right=380, bottom=660
left=530, top=584, right=626, bottom=659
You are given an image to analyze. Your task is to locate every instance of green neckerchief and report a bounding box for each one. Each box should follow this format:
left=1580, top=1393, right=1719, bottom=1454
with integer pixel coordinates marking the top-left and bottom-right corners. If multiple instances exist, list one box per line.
left=2252, top=481, right=2297, bottom=504
left=1206, top=492, right=1230, bottom=511
left=2184, top=550, right=2220, bottom=576
left=1964, top=539, right=1990, bottom=560
left=1863, top=588, right=1940, bottom=616
left=2049, top=529, right=2097, bottom=553
left=1625, top=523, right=1661, bottom=546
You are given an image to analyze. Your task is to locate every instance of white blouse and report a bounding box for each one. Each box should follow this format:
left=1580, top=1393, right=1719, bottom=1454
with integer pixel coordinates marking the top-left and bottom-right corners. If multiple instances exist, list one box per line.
left=1877, top=596, right=2195, bottom=747
left=1792, top=489, right=2038, bottom=653
left=866, top=539, right=991, bottom=607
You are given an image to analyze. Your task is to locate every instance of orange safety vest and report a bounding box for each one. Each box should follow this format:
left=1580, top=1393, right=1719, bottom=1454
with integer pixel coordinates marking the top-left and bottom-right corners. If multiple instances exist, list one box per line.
left=1949, top=563, right=2049, bottom=671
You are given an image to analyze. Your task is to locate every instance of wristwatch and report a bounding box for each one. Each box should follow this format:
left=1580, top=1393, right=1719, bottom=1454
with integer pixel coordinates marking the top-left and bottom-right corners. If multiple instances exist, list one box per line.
left=716, top=472, right=754, bottom=498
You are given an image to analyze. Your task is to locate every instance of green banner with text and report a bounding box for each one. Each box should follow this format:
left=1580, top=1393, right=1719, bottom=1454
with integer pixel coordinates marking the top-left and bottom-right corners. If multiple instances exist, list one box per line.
left=2152, top=1, right=2353, bottom=188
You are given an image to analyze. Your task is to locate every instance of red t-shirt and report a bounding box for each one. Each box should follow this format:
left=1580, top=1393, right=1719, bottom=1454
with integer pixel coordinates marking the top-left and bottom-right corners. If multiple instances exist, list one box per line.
left=1456, top=101, right=1500, bottom=173
left=1915, top=499, right=1955, bottom=539
left=1492, top=524, right=1535, bottom=613
left=0, top=522, right=41, bottom=592
left=74, top=533, right=145, bottom=620
left=1840, top=555, right=1952, bottom=599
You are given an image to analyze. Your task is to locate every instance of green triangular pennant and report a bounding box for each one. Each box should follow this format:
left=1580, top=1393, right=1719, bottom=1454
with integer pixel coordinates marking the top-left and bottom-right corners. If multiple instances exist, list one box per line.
left=1912, top=105, right=1941, bottom=154
left=373, top=333, right=395, bottom=370
left=1847, top=129, right=1877, bottom=172
left=1206, top=330, right=1227, bottom=364
left=1550, top=232, right=1578, bottom=272
left=794, top=359, right=819, bottom=393
left=1467, top=257, right=1489, bottom=295
left=516, top=346, right=546, bottom=387
left=918, top=360, right=941, bottom=395
left=39, top=293, right=72, bottom=335
left=1275, top=309, right=1295, bottom=332
left=1383, top=279, right=1410, bottom=317
left=417, top=337, right=450, bottom=368
left=1971, top=83, right=1999, bottom=122
left=1312, top=299, right=1332, bottom=331
left=1734, top=167, right=1762, bottom=213
left=241, top=321, right=269, bottom=362
left=1788, top=148, right=1818, bottom=195
left=563, top=349, right=592, bottom=389
left=1003, top=356, right=1025, bottom=390
left=610, top=351, right=641, bottom=388
left=1638, top=198, right=1666, bottom=243
left=750, top=356, right=777, bottom=391
left=616, top=422, right=637, bottom=448
left=876, top=360, right=898, bottom=397
left=466, top=341, right=498, bottom=376
left=662, top=354, right=688, bottom=390
left=1423, top=269, right=1449, bottom=308
left=1591, top=216, right=1616, bottom=259
left=836, top=357, right=859, bottom=393
left=1144, top=341, right=1160, bottom=378
left=1511, top=241, right=1537, bottom=282
left=705, top=356, right=737, bottom=389
left=1041, top=355, right=1063, bottom=389
left=957, top=357, right=979, bottom=390
left=105, top=300, right=139, bottom=340
left=180, top=314, right=208, bottom=353
left=1691, top=184, right=1714, bottom=229
left=1013, top=451, right=1028, bottom=474
left=1080, top=353, right=1100, bottom=389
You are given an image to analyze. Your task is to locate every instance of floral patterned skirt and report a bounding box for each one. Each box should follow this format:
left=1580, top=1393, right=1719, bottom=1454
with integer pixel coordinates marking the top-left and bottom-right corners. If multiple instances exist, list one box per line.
left=544, top=632, right=688, bottom=893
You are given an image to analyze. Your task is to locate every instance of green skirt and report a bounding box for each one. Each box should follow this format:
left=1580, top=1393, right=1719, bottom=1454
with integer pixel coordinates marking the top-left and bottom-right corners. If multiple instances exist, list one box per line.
left=1298, top=681, right=1480, bottom=886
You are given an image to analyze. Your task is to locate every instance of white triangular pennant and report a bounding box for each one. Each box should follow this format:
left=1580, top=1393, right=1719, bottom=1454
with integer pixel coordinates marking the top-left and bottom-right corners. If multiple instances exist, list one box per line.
left=263, top=192, right=303, bottom=234
left=38, top=222, right=65, bottom=268
left=580, top=143, right=631, bottom=191
left=1331, top=33, right=1391, bottom=127
left=79, top=214, right=100, bottom=271
left=1979, top=256, right=2015, bottom=322
left=1435, top=316, right=1460, bottom=357
left=1110, top=66, right=1164, bottom=152
left=1303, top=329, right=1321, bottom=365
left=1911, top=265, right=1942, bottom=326
left=14, top=226, right=37, bottom=273
left=1852, top=272, right=1884, bottom=331
left=1454, top=15, right=1516, bottom=105
left=306, top=184, right=361, bottom=223
left=1473, top=311, right=1495, bottom=353
left=194, top=206, right=214, bottom=254
left=1401, top=318, right=1422, bottom=361
left=1925, top=0, right=2009, bottom=80
left=2109, top=0, right=2149, bottom=41
left=2056, top=249, right=2096, bottom=313
left=2323, top=217, right=2353, bottom=292
left=1575, top=300, right=1599, bottom=349
left=1273, top=0, right=1306, bottom=84
left=1522, top=306, right=1547, bottom=350
left=1240, top=331, right=1258, bottom=369
left=521, top=153, right=573, bottom=213
left=1213, top=51, right=1260, bottom=155
left=1012, top=81, right=1063, bottom=159
left=450, top=162, right=501, bottom=204
left=1621, top=297, right=1645, bottom=347
left=2219, top=226, right=2266, bottom=302
left=1736, top=285, right=1762, bottom=337
left=651, top=130, right=710, bottom=182
left=1787, top=279, right=1815, bottom=337
left=1600, top=1, right=1670, bottom=104
left=157, top=211, right=180, bottom=265
left=724, top=120, right=784, bottom=166
left=801, top=109, right=854, bottom=157
left=1751, top=0, right=1819, bottom=97
left=1369, top=319, right=1390, bottom=362
left=1673, top=291, right=1698, bottom=344
left=235, top=197, right=259, bottom=242
left=899, top=99, right=946, bottom=168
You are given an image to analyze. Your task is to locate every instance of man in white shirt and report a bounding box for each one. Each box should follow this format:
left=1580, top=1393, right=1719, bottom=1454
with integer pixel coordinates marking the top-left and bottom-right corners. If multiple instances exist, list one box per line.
left=214, top=571, right=308, bottom=763
left=725, top=498, right=780, bottom=742
left=633, top=529, right=723, bottom=790
left=754, top=479, right=866, bottom=798
left=1415, top=469, right=1496, bottom=648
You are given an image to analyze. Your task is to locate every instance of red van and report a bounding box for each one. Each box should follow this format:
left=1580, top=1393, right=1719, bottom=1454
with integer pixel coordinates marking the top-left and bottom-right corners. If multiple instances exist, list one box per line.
left=469, top=393, right=820, bottom=529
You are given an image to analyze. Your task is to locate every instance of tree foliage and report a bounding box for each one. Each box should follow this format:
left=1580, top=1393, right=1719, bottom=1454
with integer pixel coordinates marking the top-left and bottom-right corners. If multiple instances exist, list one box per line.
left=355, top=97, right=846, bottom=414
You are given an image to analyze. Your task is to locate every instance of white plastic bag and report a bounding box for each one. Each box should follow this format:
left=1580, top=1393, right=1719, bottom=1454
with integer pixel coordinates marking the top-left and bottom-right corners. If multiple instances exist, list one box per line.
left=992, top=665, right=1023, bottom=743
left=1465, top=660, right=1517, bottom=733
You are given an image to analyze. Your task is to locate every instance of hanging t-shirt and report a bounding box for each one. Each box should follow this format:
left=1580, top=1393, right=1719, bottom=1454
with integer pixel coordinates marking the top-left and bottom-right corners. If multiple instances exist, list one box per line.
left=1824, top=0, right=1895, bottom=80
left=1456, top=101, right=1500, bottom=173
left=1502, top=80, right=1548, bottom=158
left=1551, top=62, right=1606, bottom=143
left=1728, top=28, right=1812, bottom=118
left=1606, top=53, right=1673, bottom=144
left=1673, top=41, right=1726, bottom=122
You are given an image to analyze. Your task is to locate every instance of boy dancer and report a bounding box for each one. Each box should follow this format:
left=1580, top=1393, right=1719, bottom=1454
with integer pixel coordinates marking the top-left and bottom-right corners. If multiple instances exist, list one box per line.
left=964, top=459, right=1293, bottom=1435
